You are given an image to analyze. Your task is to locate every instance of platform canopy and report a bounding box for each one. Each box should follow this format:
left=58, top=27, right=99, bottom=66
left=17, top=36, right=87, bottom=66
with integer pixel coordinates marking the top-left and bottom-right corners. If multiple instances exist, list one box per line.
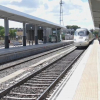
left=0, top=5, right=65, bottom=28
left=89, top=0, right=100, bottom=28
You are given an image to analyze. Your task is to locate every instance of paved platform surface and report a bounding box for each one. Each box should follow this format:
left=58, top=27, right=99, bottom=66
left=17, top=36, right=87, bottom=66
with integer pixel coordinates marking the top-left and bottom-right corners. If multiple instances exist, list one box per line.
left=55, top=40, right=100, bottom=100
left=0, top=40, right=74, bottom=64
left=0, top=40, right=73, bottom=55
left=73, top=40, right=99, bottom=100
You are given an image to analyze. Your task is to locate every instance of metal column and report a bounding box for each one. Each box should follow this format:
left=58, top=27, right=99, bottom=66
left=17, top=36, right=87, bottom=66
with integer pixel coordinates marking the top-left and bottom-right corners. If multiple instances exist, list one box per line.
left=56, top=28, right=58, bottom=42
left=43, top=27, right=47, bottom=44
left=35, top=25, right=38, bottom=45
left=23, top=22, right=26, bottom=46
left=4, top=18, right=9, bottom=48
left=60, top=29, right=62, bottom=41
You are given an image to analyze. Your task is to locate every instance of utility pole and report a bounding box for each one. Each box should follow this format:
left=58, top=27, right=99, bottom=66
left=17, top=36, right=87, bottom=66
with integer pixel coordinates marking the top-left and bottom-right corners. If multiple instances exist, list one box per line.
left=60, top=0, right=64, bottom=25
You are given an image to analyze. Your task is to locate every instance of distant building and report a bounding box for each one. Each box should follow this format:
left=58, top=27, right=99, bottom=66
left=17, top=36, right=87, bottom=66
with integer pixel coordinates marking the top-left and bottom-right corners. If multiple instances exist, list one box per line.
left=65, top=29, right=74, bottom=40
left=10, top=28, right=23, bottom=37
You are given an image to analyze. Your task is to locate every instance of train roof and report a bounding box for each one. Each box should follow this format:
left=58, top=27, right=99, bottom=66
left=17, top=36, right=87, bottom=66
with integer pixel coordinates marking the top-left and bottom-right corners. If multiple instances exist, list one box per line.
left=76, top=28, right=88, bottom=32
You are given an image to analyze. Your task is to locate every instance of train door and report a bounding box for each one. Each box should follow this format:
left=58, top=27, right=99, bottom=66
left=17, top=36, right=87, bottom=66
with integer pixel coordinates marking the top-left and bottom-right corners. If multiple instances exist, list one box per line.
left=27, top=30, right=34, bottom=45
left=38, top=30, right=43, bottom=42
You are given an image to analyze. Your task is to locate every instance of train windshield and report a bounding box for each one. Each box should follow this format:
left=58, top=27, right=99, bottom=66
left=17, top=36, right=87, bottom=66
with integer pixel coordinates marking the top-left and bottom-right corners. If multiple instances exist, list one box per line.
left=74, top=31, right=87, bottom=36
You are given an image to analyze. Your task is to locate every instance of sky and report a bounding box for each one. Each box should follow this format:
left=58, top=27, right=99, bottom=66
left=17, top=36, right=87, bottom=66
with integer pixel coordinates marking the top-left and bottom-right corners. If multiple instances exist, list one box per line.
left=0, top=0, right=94, bottom=29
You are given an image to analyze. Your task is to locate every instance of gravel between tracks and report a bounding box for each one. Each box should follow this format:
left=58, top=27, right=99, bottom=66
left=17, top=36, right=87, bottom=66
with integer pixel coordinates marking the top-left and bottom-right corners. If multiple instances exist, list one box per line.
left=0, top=46, right=75, bottom=91
left=1, top=49, right=83, bottom=100
left=0, top=46, right=73, bottom=78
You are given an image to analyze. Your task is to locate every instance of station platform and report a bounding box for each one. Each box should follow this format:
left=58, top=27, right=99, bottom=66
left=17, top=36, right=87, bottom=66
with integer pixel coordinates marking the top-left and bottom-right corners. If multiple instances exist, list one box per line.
left=0, top=40, right=73, bottom=64
left=55, top=40, right=100, bottom=100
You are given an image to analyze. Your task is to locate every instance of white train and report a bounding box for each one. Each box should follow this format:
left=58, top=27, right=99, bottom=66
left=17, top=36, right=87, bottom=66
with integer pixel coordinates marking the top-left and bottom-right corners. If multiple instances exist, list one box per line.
left=74, top=28, right=94, bottom=47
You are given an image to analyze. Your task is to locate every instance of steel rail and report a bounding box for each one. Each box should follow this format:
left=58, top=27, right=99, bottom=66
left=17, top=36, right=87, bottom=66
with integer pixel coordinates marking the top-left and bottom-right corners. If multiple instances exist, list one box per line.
left=0, top=43, right=74, bottom=71
left=37, top=49, right=84, bottom=100
left=0, top=46, right=76, bottom=99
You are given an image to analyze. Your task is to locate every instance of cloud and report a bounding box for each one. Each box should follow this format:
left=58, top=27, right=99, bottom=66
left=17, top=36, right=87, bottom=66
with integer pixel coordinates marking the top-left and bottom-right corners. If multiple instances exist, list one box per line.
left=0, top=0, right=43, bottom=12
left=0, top=0, right=21, bottom=4
left=11, top=0, right=42, bottom=8
left=44, top=3, right=49, bottom=9
left=0, top=0, right=94, bottom=29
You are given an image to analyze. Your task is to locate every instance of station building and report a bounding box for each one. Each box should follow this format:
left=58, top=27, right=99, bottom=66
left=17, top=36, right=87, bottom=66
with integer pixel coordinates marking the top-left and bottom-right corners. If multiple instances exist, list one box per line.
left=26, top=24, right=61, bottom=43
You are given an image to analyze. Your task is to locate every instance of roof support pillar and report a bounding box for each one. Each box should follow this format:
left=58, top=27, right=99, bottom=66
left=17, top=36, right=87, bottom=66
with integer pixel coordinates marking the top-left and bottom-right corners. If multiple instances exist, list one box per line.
left=56, top=28, right=58, bottom=42
left=43, top=27, right=47, bottom=44
left=35, top=25, right=38, bottom=45
left=23, top=22, right=26, bottom=46
left=4, top=18, right=9, bottom=49
left=60, top=28, right=62, bottom=41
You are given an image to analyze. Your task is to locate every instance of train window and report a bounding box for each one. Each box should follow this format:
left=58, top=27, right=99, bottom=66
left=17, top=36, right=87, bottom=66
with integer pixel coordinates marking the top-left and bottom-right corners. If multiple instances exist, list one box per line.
left=78, top=31, right=85, bottom=36
left=86, top=31, right=89, bottom=35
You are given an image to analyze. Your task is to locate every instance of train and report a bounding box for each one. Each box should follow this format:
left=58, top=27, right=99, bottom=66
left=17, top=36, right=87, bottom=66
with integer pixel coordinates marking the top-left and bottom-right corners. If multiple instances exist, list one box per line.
left=74, top=28, right=94, bottom=47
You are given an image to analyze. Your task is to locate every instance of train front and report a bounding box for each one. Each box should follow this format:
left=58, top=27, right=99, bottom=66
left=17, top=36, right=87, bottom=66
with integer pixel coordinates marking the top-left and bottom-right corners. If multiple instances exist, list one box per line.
left=74, top=29, right=89, bottom=47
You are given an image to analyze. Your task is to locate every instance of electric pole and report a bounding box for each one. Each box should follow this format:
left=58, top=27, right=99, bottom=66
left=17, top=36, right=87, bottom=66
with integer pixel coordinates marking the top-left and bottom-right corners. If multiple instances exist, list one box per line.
left=60, top=0, right=64, bottom=25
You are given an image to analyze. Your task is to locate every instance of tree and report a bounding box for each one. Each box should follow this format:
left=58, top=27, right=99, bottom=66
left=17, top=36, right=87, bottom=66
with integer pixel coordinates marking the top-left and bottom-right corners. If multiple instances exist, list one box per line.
left=9, top=29, right=17, bottom=37
left=66, top=25, right=80, bottom=31
left=93, top=31, right=99, bottom=38
left=0, top=26, right=4, bottom=30
left=61, top=33, right=65, bottom=40
left=0, top=26, right=17, bottom=39
left=90, top=29, right=93, bottom=33
left=0, top=28, right=5, bottom=37
left=0, top=26, right=5, bottom=37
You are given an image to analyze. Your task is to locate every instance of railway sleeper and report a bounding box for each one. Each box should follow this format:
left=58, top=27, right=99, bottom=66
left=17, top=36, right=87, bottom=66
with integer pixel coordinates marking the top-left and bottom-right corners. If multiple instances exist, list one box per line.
left=33, top=76, right=57, bottom=79
left=6, top=92, right=40, bottom=98
left=3, top=96, right=36, bottom=100
left=20, top=85, right=47, bottom=89
left=10, top=87, right=45, bottom=94
left=30, top=78, right=55, bottom=81
left=36, top=75, right=59, bottom=77
left=24, top=83, right=50, bottom=86
left=26, top=80, right=52, bottom=84
left=8, top=92, right=40, bottom=96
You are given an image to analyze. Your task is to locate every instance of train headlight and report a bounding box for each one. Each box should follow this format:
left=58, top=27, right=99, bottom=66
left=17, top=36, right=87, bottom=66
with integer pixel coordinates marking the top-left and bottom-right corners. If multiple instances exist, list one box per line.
left=85, top=39, right=88, bottom=41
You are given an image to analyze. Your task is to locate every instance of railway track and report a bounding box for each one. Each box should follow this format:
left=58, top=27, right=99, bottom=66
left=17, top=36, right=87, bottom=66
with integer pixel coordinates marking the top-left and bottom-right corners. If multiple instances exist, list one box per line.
left=0, top=44, right=73, bottom=71
left=0, top=45, right=76, bottom=91
left=0, top=49, right=85, bottom=100
left=0, top=45, right=74, bottom=80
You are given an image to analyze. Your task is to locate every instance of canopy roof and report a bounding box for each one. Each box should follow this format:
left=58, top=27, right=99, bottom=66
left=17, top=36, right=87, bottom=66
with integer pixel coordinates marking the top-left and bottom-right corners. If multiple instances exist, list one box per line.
left=89, top=0, right=100, bottom=28
left=0, top=5, right=65, bottom=28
